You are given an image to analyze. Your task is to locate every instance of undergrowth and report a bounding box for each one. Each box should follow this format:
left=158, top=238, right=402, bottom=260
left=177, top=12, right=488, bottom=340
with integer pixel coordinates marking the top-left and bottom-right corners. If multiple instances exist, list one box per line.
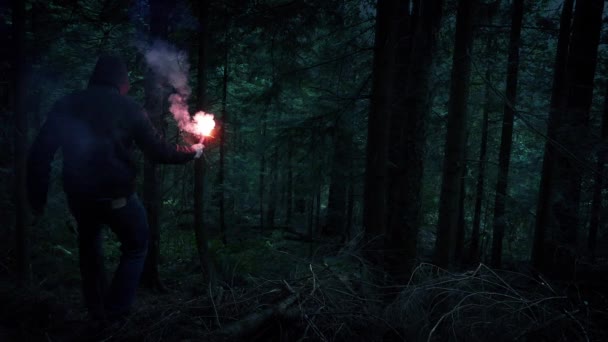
left=1, top=225, right=607, bottom=341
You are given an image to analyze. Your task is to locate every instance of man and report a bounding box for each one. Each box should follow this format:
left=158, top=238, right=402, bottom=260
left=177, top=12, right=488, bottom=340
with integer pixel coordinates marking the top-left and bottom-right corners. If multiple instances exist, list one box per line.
left=26, top=55, right=203, bottom=322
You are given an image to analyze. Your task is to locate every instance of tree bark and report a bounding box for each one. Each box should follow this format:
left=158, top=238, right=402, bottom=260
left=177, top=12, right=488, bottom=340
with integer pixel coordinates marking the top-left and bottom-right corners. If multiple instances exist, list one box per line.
left=588, top=84, right=608, bottom=262
left=259, top=118, right=267, bottom=231
left=550, top=0, right=603, bottom=270
left=491, top=0, right=524, bottom=268
left=327, top=73, right=366, bottom=239
left=531, top=0, right=574, bottom=269
left=326, top=115, right=349, bottom=237
left=308, top=188, right=314, bottom=259
left=284, top=138, right=293, bottom=227
left=470, top=63, right=492, bottom=264
left=314, top=178, right=321, bottom=235
left=12, top=0, right=29, bottom=285
left=363, top=0, right=395, bottom=265
left=535, top=0, right=603, bottom=276
left=386, top=0, right=444, bottom=279
left=386, top=0, right=413, bottom=278
left=141, top=0, right=172, bottom=291
left=434, top=0, right=474, bottom=269
left=218, top=33, right=229, bottom=245
left=194, top=0, right=212, bottom=282
left=345, top=177, right=355, bottom=242
left=455, top=139, right=468, bottom=264
left=266, top=145, right=279, bottom=230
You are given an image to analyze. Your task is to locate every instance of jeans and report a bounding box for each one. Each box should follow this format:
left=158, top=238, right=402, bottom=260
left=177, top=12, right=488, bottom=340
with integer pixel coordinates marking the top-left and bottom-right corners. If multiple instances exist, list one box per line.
left=68, top=194, right=149, bottom=320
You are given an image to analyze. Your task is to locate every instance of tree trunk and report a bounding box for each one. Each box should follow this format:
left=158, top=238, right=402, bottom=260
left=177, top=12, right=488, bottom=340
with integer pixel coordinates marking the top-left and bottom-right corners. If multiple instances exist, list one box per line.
left=218, top=35, right=228, bottom=245
left=326, top=115, right=349, bottom=237
left=345, top=177, right=355, bottom=242
left=259, top=118, right=267, bottom=231
left=491, top=0, right=524, bottom=268
left=314, top=179, right=321, bottom=235
left=470, top=63, right=492, bottom=264
left=327, top=73, right=366, bottom=239
left=386, top=0, right=413, bottom=278
left=141, top=0, right=172, bottom=291
left=549, top=0, right=603, bottom=273
left=194, top=0, right=212, bottom=282
left=284, top=138, right=293, bottom=227
left=308, top=190, right=314, bottom=258
left=141, top=103, right=163, bottom=288
left=29, top=1, right=45, bottom=131
left=434, top=0, right=474, bottom=269
left=534, top=0, right=603, bottom=276
left=12, top=0, right=29, bottom=285
left=531, top=0, right=574, bottom=269
left=307, top=132, right=318, bottom=258
left=386, top=0, right=444, bottom=279
left=455, top=140, right=468, bottom=264
left=266, top=144, right=279, bottom=230
left=588, top=84, right=608, bottom=262
left=363, top=0, right=395, bottom=265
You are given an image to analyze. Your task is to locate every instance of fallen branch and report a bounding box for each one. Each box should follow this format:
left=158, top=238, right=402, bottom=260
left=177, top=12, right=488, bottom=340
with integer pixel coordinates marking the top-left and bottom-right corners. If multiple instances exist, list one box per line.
left=218, top=293, right=299, bottom=339
left=283, top=236, right=323, bottom=243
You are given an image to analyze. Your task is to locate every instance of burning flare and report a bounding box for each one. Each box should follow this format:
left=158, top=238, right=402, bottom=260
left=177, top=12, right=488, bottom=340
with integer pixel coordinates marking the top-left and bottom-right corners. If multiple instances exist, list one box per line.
left=142, top=41, right=216, bottom=140
left=191, top=112, right=215, bottom=138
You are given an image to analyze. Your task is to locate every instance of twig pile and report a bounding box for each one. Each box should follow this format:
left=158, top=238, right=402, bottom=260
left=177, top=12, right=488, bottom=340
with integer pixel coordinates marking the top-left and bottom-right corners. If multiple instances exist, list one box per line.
left=86, top=253, right=607, bottom=341
left=111, top=246, right=389, bottom=341
left=384, top=263, right=591, bottom=342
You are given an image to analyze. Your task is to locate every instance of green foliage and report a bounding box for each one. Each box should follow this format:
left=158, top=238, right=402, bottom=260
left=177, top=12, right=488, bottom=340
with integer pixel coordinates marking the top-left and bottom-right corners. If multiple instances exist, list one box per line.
left=209, top=230, right=312, bottom=280
left=4, top=0, right=607, bottom=304
left=4, top=0, right=608, bottom=340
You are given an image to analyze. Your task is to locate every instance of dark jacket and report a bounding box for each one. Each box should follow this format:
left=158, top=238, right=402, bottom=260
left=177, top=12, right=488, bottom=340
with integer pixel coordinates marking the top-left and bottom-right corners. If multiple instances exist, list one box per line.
left=27, top=57, right=194, bottom=211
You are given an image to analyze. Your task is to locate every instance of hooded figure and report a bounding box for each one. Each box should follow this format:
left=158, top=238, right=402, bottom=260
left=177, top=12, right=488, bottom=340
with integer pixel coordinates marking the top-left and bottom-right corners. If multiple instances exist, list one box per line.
left=26, top=55, right=203, bottom=321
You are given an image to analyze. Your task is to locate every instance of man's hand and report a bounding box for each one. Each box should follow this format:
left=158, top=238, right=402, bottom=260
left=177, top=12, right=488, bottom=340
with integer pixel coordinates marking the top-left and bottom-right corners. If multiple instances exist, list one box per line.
left=191, top=143, right=205, bottom=159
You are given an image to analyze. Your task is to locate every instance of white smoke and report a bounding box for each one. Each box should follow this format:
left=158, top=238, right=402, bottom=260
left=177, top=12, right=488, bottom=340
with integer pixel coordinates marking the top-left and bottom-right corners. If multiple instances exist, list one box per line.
left=144, top=40, right=192, bottom=131
left=141, top=39, right=215, bottom=139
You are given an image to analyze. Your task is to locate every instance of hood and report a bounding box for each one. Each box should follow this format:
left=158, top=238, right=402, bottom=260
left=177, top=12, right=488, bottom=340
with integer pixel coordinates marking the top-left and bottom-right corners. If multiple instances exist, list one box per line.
left=88, top=55, right=129, bottom=90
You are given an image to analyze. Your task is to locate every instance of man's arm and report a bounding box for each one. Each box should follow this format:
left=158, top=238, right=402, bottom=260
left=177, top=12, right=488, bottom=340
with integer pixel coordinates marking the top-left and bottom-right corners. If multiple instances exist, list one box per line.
left=132, top=107, right=198, bottom=164
left=26, top=109, right=62, bottom=214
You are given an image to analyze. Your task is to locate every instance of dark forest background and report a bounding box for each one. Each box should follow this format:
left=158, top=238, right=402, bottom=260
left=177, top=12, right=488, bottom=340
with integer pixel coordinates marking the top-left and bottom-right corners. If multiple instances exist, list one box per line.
left=1, top=0, right=608, bottom=341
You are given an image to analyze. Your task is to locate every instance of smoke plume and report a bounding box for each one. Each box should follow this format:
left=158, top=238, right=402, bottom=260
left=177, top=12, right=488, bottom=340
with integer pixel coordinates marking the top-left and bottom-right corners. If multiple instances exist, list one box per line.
left=141, top=40, right=215, bottom=139
left=144, top=40, right=192, bottom=131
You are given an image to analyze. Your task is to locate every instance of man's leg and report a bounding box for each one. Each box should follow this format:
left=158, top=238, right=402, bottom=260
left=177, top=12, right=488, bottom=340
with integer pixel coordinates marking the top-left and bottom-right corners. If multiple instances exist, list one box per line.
left=105, top=195, right=149, bottom=318
left=72, top=207, right=107, bottom=320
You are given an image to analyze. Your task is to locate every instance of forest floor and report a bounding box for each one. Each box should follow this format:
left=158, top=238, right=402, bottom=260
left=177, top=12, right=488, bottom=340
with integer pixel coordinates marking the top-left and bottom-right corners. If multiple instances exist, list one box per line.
left=1, top=224, right=608, bottom=341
